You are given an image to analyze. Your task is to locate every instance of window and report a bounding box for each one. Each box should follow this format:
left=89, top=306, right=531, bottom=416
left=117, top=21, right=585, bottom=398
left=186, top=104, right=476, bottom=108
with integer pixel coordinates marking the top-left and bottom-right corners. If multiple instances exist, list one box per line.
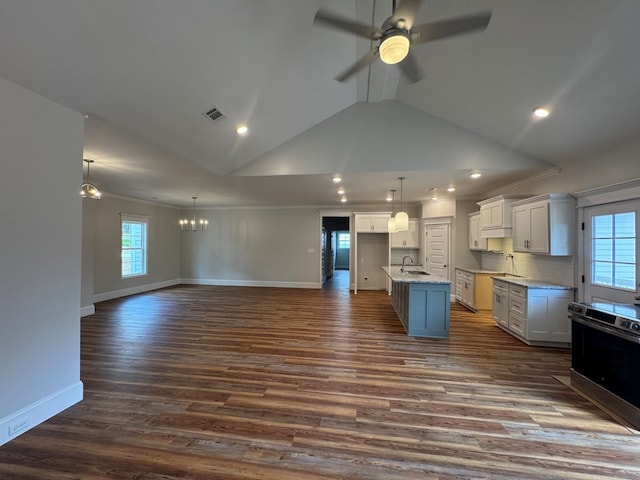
left=591, top=211, right=636, bottom=290
left=121, top=214, right=148, bottom=278
left=337, top=232, right=350, bottom=249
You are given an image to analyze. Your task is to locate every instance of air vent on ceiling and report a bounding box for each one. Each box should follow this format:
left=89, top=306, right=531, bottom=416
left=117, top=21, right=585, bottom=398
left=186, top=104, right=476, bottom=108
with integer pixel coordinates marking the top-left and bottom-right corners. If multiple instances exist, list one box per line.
left=203, top=106, right=226, bottom=124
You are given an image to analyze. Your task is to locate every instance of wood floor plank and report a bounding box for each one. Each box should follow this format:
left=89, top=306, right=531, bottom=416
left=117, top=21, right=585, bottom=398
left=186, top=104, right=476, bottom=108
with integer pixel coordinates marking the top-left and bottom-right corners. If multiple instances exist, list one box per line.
left=1, top=284, right=639, bottom=479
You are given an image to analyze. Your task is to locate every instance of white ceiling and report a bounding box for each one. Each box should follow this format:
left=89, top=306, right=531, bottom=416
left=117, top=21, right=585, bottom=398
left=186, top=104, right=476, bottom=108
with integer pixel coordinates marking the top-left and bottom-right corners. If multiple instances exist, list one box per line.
left=1, top=0, right=639, bottom=208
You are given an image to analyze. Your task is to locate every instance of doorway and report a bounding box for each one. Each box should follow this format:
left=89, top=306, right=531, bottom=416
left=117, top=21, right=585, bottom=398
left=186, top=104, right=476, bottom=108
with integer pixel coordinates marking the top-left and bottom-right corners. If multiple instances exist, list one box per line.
left=321, top=215, right=351, bottom=291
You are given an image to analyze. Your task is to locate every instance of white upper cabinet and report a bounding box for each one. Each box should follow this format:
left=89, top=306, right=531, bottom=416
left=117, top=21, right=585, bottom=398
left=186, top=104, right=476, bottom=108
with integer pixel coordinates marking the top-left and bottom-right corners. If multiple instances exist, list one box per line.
left=355, top=214, right=390, bottom=233
left=391, top=219, right=419, bottom=248
left=468, top=212, right=488, bottom=250
left=511, top=193, right=575, bottom=255
left=477, top=195, right=526, bottom=238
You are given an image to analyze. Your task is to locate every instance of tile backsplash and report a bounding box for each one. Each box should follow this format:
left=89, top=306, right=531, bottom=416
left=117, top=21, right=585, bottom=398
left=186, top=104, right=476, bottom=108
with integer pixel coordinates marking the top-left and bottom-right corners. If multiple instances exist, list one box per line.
left=480, top=237, right=575, bottom=287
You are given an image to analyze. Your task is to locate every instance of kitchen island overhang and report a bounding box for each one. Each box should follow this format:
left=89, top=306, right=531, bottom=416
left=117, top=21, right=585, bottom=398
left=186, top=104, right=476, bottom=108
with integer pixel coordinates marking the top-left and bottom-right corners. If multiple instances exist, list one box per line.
left=383, top=266, right=452, bottom=338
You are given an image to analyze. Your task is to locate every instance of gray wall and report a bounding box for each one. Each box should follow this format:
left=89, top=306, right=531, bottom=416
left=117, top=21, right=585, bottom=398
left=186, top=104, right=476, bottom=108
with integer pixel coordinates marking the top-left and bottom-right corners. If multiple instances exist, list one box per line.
left=181, top=208, right=321, bottom=287
left=87, top=196, right=181, bottom=302
left=501, top=139, right=640, bottom=196
left=0, top=75, right=83, bottom=443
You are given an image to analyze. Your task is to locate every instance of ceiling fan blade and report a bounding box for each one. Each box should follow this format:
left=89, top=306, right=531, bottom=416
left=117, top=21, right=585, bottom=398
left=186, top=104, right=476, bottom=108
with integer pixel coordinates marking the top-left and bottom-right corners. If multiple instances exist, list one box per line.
left=391, top=0, right=425, bottom=30
left=398, top=51, right=424, bottom=84
left=335, top=49, right=379, bottom=82
left=411, top=11, right=492, bottom=44
left=314, top=9, right=383, bottom=40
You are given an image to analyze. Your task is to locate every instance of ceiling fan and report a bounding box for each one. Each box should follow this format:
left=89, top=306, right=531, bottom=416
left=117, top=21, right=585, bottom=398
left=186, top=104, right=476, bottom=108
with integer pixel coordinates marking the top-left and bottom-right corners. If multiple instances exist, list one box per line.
left=314, top=0, right=492, bottom=83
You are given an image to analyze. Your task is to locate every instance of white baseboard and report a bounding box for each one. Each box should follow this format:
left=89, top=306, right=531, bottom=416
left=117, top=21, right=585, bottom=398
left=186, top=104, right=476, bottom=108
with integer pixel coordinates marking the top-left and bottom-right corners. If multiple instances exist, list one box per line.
left=0, top=381, right=83, bottom=446
left=80, top=304, right=95, bottom=317
left=93, top=278, right=181, bottom=303
left=181, top=278, right=321, bottom=289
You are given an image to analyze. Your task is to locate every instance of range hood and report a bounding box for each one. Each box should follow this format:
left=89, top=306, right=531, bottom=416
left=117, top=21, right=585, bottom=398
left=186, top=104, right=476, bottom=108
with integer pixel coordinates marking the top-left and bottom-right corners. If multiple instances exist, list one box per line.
left=477, top=194, right=528, bottom=238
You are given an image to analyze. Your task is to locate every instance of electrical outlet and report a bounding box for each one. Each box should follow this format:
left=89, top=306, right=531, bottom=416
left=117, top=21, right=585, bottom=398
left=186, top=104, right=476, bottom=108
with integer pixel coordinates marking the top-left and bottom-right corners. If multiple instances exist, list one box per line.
left=9, top=416, right=29, bottom=436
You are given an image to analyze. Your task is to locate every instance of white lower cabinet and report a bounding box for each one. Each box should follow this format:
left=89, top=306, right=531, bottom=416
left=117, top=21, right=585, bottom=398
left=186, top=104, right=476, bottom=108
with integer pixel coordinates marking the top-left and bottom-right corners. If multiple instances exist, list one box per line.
left=492, top=280, right=509, bottom=328
left=493, top=279, right=574, bottom=347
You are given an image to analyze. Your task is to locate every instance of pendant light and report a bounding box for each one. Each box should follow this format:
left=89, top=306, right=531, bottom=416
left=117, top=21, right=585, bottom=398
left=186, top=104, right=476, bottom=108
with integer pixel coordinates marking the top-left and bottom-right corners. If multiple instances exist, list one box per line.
left=387, top=189, right=398, bottom=233
left=395, top=177, right=409, bottom=231
left=179, top=196, right=208, bottom=231
left=80, top=159, right=101, bottom=199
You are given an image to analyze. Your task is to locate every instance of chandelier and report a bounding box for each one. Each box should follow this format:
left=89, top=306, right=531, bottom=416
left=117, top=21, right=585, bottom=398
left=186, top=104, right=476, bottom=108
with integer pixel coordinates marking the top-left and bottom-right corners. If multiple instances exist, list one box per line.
left=179, top=196, right=208, bottom=231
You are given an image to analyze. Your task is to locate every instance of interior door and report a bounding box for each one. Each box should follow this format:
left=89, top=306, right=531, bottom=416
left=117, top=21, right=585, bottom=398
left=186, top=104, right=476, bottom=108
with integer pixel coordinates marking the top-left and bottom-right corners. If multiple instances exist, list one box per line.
left=424, top=223, right=450, bottom=279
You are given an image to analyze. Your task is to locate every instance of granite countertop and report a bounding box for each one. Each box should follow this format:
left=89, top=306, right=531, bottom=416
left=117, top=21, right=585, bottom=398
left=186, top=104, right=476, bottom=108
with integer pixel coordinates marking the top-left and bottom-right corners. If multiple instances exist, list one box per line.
left=382, top=266, right=451, bottom=284
left=491, top=275, right=575, bottom=290
left=455, top=266, right=506, bottom=275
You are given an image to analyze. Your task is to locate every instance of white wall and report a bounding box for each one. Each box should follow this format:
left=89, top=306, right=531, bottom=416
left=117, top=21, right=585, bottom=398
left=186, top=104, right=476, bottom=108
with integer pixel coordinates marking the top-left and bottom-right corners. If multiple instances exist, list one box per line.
left=0, top=75, right=84, bottom=445
left=89, top=195, right=182, bottom=303
left=181, top=208, right=321, bottom=287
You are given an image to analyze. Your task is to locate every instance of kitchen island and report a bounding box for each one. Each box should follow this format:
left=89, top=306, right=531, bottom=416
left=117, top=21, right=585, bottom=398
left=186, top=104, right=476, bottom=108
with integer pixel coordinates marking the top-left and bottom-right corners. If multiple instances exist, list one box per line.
left=383, top=266, right=451, bottom=338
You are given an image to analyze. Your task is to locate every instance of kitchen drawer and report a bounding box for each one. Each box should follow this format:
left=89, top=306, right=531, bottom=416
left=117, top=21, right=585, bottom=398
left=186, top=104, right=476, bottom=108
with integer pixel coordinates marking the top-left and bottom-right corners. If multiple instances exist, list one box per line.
left=509, top=284, right=527, bottom=298
left=462, top=272, right=473, bottom=282
left=509, top=296, right=527, bottom=316
left=493, top=280, right=509, bottom=294
left=509, top=312, right=526, bottom=336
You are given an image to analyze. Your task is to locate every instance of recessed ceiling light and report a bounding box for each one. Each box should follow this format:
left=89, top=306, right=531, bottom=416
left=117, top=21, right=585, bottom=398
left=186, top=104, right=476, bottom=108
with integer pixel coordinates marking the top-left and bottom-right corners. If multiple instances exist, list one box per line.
left=337, top=187, right=345, bottom=195
left=236, top=125, right=249, bottom=135
left=332, top=175, right=342, bottom=184
left=470, top=172, right=482, bottom=179
left=340, top=196, right=347, bottom=203
left=431, top=196, right=438, bottom=201
left=532, top=106, right=551, bottom=119
left=447, top=187, right=456, bottom=192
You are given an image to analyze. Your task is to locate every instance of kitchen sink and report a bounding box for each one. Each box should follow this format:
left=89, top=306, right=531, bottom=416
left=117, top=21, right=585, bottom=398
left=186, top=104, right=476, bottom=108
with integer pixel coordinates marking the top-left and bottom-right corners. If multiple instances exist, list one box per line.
left=406, top=270, right=430, bottom=275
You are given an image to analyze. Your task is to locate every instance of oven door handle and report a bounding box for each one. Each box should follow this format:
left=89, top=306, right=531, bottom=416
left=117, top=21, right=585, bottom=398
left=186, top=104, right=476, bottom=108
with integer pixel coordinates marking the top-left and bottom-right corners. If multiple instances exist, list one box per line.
left=571, top=315, right=640, bottom=344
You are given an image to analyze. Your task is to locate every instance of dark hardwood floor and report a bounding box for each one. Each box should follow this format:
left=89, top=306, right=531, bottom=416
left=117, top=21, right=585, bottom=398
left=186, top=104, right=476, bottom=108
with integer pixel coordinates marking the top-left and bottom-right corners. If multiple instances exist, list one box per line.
left=1, top=285, right=639, bottom=479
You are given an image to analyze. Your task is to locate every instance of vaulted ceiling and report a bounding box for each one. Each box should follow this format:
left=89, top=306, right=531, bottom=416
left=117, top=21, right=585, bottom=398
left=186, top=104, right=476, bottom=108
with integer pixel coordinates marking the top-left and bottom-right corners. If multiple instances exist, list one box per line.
left=1, top=0, right=639, bottom=207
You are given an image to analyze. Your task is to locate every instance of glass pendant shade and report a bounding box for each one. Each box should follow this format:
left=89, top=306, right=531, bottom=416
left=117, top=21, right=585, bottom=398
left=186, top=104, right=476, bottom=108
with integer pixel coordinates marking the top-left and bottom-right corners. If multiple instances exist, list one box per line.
left=395, top=211, right=409, bottom=231
left=395, top=177, right=409, bottom=231
left=387, top=216, right=397, bottom=233
left=81, top=159, right=101, bottom=199
left=80, top=182, right=101, bottom=199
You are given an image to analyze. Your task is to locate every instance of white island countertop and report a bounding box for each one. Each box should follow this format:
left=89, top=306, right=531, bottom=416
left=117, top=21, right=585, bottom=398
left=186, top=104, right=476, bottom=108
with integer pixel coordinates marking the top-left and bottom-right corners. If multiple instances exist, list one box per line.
left=383, top=266, right=451, bottom=284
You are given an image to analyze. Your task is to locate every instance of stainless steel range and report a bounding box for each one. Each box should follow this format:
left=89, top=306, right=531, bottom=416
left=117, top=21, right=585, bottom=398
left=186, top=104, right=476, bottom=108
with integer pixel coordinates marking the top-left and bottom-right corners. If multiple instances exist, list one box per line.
left=568, top=301, right=640, bottom=429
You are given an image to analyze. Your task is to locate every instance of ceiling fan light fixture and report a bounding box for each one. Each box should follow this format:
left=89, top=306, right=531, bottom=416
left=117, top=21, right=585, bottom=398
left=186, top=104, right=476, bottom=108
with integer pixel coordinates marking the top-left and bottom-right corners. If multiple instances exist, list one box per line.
left=379, top=31, right=410, bottom=65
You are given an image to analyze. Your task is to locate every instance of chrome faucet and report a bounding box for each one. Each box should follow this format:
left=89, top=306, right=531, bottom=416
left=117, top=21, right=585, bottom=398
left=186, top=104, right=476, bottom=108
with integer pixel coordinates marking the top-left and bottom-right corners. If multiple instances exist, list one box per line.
left=401, top=255, right=414, bottom=272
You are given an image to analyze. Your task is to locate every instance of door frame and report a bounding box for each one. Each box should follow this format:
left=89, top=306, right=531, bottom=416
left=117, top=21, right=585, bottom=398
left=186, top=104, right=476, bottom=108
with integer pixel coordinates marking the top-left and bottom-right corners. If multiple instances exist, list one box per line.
left=575, top=178, right=640, bottom=302
left=319, top=210, right=352, bottom=290
left=423, top=216, right=453, bottom=284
